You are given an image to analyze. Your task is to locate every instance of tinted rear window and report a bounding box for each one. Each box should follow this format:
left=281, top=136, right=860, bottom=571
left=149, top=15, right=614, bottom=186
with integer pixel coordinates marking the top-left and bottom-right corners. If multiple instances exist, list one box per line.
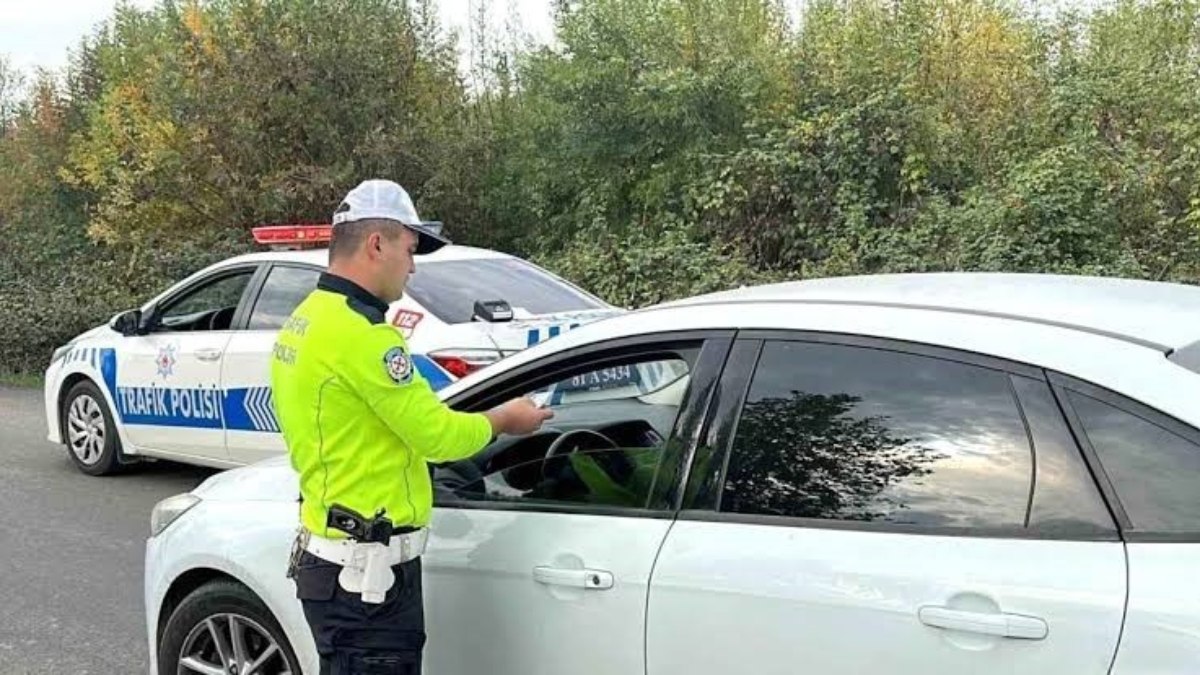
left=722, top=341, right=1034, bottom=529
left=1070, top=391, right=1200, bottom=534
left=404, top=258, right=602, bottom=323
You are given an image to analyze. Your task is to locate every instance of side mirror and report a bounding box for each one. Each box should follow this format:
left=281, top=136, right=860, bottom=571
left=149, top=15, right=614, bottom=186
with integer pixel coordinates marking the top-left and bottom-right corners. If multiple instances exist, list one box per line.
left=112, top=309, right=143, bottom=337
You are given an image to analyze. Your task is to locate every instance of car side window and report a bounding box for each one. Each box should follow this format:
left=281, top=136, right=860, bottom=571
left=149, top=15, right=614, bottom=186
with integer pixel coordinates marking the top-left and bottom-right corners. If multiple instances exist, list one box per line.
left=434, top=351, right=697, bottom=511
left=1011, top=376, right=1116, bottom=536
left=1068, top=390, right=1200, bottom=535
left=158, top=270, right=254, bottom=332
left=248, top=266, right=321, bottom=330
left=721, top=341, right=1033, bottom=529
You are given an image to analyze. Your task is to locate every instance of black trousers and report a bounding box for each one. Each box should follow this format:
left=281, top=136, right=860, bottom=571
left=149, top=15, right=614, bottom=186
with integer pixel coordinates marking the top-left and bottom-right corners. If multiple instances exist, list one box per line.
left=292, top=551, right=426, bottom=674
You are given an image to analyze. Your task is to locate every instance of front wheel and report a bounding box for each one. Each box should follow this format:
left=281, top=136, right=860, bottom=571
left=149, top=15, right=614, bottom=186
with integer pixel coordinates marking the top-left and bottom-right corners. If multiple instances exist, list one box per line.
left=158, top=579, right=301, bottom=675
left=61, top=380, right=123, bottom=476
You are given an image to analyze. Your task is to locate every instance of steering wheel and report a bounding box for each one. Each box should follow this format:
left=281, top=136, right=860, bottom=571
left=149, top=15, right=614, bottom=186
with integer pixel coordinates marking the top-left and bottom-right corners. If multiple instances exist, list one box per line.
left=542, top=429, right=618, bottom=479
left=206, top=306, right=235, bottom=331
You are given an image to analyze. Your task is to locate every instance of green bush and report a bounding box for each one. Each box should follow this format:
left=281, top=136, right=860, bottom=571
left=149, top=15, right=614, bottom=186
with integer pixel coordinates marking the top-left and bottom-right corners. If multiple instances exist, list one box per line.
left=5, top=0, right=1200, bottom=376
left=0, top=230, right=250, bottom=375
left=534, top=219, right=782, bottom=308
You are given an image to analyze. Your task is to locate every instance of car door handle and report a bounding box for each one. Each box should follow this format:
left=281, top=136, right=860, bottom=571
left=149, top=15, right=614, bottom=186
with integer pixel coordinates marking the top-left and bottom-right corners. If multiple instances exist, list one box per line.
left=918, top=606, right=1048, bottom=640
left=532, top=566, right=614, bottom=590
left=195, top=348, right=223, bottom=362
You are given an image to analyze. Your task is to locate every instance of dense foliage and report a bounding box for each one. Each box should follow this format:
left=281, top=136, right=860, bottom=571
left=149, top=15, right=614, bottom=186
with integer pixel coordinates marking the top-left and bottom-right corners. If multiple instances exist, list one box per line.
left=3, top=0, right=1199, bottom=373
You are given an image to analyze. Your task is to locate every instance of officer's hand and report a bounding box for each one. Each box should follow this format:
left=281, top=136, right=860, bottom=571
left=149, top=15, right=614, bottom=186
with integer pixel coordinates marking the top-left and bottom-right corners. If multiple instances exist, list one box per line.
left=487, top=397, right=554, bottom=436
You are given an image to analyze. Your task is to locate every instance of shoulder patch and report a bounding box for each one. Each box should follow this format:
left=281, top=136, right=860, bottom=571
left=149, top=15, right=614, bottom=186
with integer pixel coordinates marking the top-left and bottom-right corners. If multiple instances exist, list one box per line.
left=383, top=346, right=413, bottom=384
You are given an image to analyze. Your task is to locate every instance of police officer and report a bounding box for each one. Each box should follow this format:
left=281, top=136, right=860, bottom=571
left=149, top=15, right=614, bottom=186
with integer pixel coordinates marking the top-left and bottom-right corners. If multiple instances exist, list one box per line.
left=270, top=178, right=552, bottom=674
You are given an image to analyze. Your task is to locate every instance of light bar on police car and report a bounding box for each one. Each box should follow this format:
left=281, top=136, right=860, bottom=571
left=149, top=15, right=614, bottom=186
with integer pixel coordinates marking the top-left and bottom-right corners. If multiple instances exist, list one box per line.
left=251, top=224, right=333, bottom=248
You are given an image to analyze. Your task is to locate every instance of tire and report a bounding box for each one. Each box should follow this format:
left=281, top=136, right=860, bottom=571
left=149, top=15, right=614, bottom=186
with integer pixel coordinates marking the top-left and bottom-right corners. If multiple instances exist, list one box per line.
left=158, top=579, right=302, bottom=675
left=61, top=380, right=125, bottom=476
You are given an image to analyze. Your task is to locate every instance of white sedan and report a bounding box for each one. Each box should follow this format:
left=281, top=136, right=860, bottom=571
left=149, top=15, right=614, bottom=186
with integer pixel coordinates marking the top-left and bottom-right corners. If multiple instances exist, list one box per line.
left=43, top=225, right=619, bottom=475
left=145, top=272, right=1200, bottom=675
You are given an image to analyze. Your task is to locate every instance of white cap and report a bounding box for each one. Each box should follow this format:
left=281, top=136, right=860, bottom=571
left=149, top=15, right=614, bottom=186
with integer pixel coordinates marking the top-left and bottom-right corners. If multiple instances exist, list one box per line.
left=332, top=179, right=450, bottom=255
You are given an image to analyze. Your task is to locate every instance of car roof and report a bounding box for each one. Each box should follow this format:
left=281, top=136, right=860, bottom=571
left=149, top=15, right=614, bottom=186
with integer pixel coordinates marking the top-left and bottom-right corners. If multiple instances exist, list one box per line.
left=660, top=272, right=1200, bottom=351
left=435, top=273, right=1200, bottom=432
left=218, top=244, right=512, bottom=268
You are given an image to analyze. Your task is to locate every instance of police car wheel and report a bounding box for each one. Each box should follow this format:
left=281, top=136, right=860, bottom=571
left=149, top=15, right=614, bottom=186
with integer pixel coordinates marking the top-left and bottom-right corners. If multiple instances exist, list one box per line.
left=159, top=579, right=301, bottom=675
left=62, top=380, right=124, bottom=476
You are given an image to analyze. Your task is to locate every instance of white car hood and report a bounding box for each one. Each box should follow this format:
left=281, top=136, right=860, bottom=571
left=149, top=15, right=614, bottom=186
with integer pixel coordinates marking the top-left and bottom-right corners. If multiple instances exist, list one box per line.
left=192, top=455, right=298, bottom=502
left=70, top=323, right=116, bottom=345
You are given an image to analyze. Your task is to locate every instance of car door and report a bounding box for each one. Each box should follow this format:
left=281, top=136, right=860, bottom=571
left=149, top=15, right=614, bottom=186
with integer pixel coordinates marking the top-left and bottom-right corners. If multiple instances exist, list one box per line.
left=647, top=335, right=1128, bottom=675
left=114, top=265, right=257, bottom=460
left=1053, top=375, right=1200, bottom=673
left=423, top=331, right=731, bottom=675
left=221, top=263, right=322, bottom=464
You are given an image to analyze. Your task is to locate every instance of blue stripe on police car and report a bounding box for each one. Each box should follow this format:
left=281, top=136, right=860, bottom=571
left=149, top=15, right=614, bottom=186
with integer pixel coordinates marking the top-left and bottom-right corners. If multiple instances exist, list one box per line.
left=113, top=384, right=282, bottom=432
left=411, top=353, right=452, bottom=391
left=90, top=347, right=447, bottom=433
left=526, top=323, right=582, bottom=347
left=222, top=387, right=280, bottom=433
left=115, top=384, right=225, bottom=430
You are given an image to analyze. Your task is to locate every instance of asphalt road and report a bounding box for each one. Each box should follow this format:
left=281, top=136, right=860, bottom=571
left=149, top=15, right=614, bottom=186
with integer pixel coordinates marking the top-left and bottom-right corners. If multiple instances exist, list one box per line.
left=0, top=385, right=218, bottom=674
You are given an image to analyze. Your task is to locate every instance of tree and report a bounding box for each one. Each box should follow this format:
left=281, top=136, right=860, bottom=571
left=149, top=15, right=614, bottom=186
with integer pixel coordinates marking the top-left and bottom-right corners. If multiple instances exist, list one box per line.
left=0, top=56, right=24, bottom=137
left=61, top=0, right=470, bottom=247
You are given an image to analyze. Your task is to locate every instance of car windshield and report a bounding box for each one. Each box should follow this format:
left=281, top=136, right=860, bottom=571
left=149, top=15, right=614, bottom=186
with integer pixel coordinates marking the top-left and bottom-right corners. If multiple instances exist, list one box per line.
left=404, top=258, right=603, bottom=324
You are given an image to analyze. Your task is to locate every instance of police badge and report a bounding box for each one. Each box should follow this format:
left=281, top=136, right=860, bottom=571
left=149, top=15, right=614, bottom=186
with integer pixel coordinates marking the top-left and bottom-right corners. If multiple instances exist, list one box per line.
left=383, top=346, right=413, bottom=384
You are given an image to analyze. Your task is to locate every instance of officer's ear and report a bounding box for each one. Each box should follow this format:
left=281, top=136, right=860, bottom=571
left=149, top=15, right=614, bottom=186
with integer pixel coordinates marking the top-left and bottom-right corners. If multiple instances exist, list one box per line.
left=365, top=231, right=383, bottom=257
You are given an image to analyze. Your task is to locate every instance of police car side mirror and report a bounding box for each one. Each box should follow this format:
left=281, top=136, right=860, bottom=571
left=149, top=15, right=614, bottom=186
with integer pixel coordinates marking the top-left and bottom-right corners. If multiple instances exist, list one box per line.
left=142, top=308, right=164, bottom=333
left=112, top=309, right=143, bottom=337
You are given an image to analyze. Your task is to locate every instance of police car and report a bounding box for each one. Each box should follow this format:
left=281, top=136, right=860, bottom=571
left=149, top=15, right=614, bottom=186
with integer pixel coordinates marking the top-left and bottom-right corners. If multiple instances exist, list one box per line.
left=43, top=224, right=621, bottom=476
left=144, top=272, right=1200, bottom=675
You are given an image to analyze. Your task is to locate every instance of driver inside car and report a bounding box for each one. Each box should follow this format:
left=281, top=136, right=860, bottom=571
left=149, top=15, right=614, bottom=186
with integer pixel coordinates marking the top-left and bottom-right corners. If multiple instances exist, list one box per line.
left=518, top=362, right=689, bottom=506
left=437, top=358, right=693, bottom=507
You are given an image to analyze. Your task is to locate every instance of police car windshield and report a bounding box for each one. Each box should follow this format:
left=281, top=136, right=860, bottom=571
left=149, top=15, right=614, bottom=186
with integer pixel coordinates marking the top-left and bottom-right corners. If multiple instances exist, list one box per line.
left=404, top=258, right=602, bottom=324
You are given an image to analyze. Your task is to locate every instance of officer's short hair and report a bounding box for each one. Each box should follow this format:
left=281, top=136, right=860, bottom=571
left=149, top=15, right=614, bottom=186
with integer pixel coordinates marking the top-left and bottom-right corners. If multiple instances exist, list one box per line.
left=329, top=218, right=407, bottom=260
